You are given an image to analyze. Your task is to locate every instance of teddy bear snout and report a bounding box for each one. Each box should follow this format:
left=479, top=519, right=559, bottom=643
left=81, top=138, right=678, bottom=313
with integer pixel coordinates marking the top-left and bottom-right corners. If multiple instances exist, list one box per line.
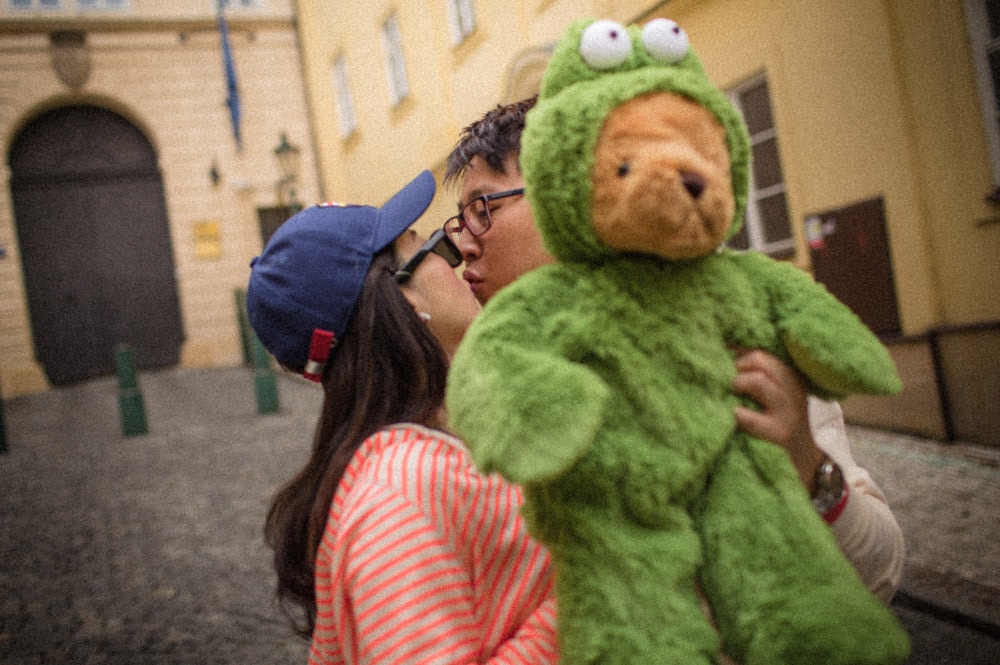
left=680, top=170, right=706, bottom=199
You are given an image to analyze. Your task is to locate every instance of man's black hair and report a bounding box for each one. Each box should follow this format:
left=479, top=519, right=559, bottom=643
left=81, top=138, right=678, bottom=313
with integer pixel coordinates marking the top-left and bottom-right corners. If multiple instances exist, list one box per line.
left=444, top=95, right=538, bottom=186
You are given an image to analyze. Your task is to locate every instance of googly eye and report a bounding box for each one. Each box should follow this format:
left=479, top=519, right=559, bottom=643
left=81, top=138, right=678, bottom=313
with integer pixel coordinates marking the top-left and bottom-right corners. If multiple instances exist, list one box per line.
left=579, top=20, right=633, bottom=70
left=642, top=18, right=689, bottom=63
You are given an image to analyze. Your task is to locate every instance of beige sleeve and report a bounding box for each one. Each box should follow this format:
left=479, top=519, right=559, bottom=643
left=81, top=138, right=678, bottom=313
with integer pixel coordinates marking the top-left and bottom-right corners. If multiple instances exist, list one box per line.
left=807, top=397, right=905, bottom=602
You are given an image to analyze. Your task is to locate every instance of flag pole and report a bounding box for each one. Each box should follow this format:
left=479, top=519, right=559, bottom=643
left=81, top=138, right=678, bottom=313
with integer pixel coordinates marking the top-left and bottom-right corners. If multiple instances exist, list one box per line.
left=217, top=0, right=242, bottom=152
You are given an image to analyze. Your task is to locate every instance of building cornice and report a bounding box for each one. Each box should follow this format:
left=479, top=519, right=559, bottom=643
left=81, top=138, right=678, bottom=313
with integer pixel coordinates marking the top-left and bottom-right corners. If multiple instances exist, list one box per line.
left=0, top=17, right=294, bottom=36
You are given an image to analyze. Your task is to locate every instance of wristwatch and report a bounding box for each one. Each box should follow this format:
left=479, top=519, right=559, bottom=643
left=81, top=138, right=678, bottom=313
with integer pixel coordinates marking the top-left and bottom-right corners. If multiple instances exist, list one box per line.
left=811, top=454, right=848, bottom=523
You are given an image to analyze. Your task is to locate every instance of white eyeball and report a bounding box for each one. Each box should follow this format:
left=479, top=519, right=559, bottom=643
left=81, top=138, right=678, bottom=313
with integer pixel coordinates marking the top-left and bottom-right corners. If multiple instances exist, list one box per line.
left=579, top=20, right=633, bottom=70
left=642, top=18, right=689, bottom=63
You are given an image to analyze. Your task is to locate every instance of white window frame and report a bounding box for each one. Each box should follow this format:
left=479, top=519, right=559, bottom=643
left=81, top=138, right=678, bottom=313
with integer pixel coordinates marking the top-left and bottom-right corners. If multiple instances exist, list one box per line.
left=727, top=74, right=795, bottom=257
left=445, top=0, right=476, bottom=45
left=381, top=12, right=410, bottom=107
left=964, top=0, right=1000, bottom=188
left=332, top=54, right=358, bottom=139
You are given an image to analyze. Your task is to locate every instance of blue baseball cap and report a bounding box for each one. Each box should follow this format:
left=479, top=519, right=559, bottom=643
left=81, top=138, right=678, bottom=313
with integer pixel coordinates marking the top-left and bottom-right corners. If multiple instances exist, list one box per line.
left=246, top=169, right=436, bottom=377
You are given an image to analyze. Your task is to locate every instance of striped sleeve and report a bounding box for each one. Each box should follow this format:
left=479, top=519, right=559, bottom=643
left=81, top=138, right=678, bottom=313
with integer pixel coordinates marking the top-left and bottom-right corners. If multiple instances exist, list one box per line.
left=309, top=426, right=557, bottom=665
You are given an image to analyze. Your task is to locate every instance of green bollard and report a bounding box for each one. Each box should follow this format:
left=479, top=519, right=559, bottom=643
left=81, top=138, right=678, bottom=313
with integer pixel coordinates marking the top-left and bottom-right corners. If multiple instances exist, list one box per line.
left=234, top=288, right=253, bottom=367
left=115, top=345, right=148, bottom=437
left=0, top=387, right=8, bottom=455
left=249, top=331, right=279, bottom=415
left=238, top=287, right=279, bottom=414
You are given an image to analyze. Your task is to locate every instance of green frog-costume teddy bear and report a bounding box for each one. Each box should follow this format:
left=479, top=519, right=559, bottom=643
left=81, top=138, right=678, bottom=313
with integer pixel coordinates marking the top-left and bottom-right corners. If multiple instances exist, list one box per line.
left=446, top=17, right=910, bottom=665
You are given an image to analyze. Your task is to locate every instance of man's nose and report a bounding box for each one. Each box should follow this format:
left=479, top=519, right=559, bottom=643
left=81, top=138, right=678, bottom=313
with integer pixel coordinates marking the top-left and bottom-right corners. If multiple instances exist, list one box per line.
left=456, top=227, right=481, bottom=260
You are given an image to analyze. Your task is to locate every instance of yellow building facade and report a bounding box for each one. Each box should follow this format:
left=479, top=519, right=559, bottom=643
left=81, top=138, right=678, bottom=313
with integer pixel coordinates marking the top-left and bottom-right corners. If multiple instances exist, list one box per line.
left=0, top=0, right=319, bottom=395
left=3, top=1, right=996, bottom=444
left=295, top=0, right=1000, bottom=445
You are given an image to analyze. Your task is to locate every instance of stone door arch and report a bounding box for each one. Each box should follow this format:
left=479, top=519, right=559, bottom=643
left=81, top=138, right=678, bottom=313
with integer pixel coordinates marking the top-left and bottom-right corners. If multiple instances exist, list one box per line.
left=8, top=105, right=183, bottom=385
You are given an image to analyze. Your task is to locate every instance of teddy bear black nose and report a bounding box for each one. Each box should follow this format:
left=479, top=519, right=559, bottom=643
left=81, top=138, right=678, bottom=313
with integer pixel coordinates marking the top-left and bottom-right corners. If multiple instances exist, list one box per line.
left=680, top=171, right=706, bottom=199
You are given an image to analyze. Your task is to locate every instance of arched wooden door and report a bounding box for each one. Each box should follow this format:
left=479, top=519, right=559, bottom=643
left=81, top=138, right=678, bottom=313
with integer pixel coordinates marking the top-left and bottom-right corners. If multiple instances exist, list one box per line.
left=8, top=105, right=184, bottom=385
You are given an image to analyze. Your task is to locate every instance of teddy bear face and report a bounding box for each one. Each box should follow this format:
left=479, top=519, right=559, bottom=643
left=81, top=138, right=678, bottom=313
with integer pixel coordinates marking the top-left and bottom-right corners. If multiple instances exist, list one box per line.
left=521, top=18, right=752, bottom=265
left=592, top=91, right=735, bottom=260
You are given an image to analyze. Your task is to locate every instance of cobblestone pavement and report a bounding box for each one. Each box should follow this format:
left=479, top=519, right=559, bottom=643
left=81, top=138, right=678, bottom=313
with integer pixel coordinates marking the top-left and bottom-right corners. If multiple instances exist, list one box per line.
left=845, top=424, right=1000, bottom=663
left=0, top=366, right=997, bottom=663
left=0, top=367, right=319, bottom=664
left=847, top=426, right=1000, bottom=612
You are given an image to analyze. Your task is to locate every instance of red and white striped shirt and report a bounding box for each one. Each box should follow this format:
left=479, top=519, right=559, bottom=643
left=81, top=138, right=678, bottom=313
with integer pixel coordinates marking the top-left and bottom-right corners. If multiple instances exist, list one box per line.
left=308, top=424, right=557, bottom=665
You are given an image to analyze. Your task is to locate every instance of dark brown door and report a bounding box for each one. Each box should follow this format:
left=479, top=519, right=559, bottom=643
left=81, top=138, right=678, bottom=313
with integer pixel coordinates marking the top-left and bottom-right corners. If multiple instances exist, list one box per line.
left=256, top=205, right=298, bottom=247
left=805, top=196, right=901, bottom=336
left=9, top=105, right=183, bottom=385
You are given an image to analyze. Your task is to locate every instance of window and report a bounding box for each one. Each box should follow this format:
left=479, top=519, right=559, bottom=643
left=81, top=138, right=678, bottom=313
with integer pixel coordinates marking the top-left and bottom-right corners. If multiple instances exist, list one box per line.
left=76, top=0, right=128, bottom=9
left=332, top=54, right=358, bottom=138
left=9, top=0, right=61, bottom=9
left=4, top=0, right=130, bottom=8
left=381, top=12, right=410, bottom=107
left=727, top=76, right=795, bottom=258
left=964, top=0, right=1000, bottom=194
left=445, top=0, right=476, bottom=45
left=217, top=0, right=260, bottom=9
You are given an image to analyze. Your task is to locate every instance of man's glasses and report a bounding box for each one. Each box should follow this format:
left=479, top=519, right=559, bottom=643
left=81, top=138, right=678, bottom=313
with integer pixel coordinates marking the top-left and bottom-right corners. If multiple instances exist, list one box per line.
left=394, top=229, right=462, bottom=284
left=443, top=188, right=525, bottom=243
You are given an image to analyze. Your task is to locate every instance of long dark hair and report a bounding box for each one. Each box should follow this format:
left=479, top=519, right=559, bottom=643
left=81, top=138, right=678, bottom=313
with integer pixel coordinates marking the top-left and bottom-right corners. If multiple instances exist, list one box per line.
left=264, top=246, right=450, bottom=638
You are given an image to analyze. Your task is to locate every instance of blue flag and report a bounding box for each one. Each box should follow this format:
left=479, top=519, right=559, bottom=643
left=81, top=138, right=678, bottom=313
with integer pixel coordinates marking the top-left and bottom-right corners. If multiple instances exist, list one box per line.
left=218, top=3, right=242, bottom=151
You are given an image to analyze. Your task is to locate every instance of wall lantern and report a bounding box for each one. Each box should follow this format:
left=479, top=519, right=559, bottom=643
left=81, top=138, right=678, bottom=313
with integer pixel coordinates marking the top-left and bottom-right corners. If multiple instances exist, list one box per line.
left=274, top=132, right=302, bottom=212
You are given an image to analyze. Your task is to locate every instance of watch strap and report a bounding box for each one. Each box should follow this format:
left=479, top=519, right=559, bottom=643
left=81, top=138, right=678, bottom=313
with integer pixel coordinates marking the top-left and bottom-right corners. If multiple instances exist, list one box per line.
left=811, top=454, right=848, bottom=524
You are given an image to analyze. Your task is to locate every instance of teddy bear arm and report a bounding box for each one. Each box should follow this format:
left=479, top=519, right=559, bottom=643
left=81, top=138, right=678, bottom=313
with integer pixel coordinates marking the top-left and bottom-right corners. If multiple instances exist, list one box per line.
left=777, top=289, right=903, bottom=399
left=734, top=252, right=901, bottom=398
left=447, top=335, right=609, bottom=485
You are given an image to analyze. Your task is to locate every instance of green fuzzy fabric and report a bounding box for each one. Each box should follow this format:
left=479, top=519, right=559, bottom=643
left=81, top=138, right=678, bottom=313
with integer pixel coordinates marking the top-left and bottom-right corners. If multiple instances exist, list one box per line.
left=447, top=18, right=910, bottom=665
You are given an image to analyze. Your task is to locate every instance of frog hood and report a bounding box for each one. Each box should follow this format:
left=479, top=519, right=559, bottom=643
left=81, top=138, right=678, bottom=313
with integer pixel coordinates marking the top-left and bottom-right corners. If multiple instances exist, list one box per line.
left=521, top=18, right=751, bottom=264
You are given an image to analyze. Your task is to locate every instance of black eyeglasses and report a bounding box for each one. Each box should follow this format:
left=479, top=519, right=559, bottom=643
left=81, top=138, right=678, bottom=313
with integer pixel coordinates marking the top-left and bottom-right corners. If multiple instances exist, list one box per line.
left=394, top=229, right=462, bottom=284
left=443, top=188, right=525, bottom=243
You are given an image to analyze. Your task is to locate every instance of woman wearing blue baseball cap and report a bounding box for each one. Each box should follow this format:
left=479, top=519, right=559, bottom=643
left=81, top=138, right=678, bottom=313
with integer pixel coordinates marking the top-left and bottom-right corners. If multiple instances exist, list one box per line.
left=247, top=170, right=556, bottom=664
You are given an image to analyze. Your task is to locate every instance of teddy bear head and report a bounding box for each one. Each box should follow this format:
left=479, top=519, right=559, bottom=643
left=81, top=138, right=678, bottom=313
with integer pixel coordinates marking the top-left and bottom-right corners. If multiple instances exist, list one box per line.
left=521, top=18, right=752, bottom=263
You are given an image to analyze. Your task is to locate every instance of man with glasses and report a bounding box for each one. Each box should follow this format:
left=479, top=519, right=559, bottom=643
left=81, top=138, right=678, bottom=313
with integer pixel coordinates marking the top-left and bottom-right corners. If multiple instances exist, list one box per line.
left=443, top=98, right=553, bottom=305
left=442, top=96, right=904, bottom=603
